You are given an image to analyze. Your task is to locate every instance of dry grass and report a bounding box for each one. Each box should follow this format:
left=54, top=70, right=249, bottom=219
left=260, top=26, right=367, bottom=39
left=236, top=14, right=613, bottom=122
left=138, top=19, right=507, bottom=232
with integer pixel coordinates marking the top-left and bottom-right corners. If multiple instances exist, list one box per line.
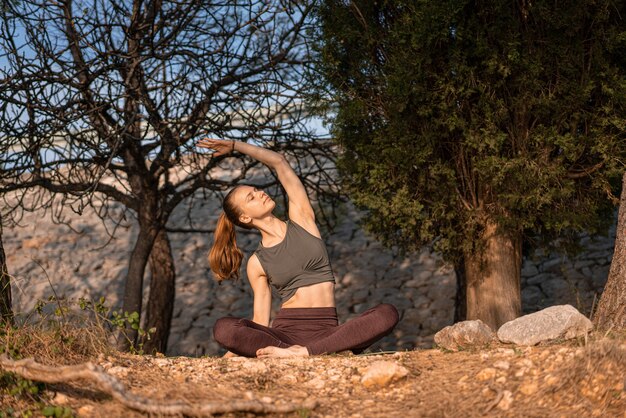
left=1, top=313, right=112, bottom=365
left=0, top=317, right=624, bottom=417
left=0, top=306, right=114, bottom=416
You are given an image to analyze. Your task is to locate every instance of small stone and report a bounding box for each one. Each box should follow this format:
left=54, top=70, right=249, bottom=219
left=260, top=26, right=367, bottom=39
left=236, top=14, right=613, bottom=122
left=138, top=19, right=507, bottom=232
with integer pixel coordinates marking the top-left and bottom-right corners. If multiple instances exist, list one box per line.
left=519, top=381, right=538, bottom=395
left=260, top=396, right=273, bottom=403
left=497, top=390, right=514, bottom=410
left=544, top=374, right=559, bottom=386
left=307, top=377, right=326, bottom=389
left=494, top=348, right=516, bottom=356
left=280, top=374, right=298, bottom=384
left=520, top=359, right=534, bottom=368
left=53, top=393, right=69, bottom=405
left=360, top=361, right=409, bottom=388
left=434, top=320, right=495, bottom=351
left=404, top=279, right=423, bottom=288
left=495, top=376, right=507, bottom=384
left=521, top=263, right=539, bottom=277
left=476, top=368, right=497, bottom=381
left=108, top=366, right=129, bottom=377
left=153, top=358, right=171, bottom=367
left=77, top=405, right=94, bottom=417
left=243, top=360, right=268, bottom=374
left=493, top=360, right=510, bottom=370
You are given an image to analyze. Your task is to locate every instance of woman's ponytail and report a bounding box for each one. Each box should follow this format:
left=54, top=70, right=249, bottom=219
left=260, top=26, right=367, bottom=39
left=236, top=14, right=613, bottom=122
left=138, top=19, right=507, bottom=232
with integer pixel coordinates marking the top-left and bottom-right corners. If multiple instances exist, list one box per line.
left=209, top=212, right=244, bottom=282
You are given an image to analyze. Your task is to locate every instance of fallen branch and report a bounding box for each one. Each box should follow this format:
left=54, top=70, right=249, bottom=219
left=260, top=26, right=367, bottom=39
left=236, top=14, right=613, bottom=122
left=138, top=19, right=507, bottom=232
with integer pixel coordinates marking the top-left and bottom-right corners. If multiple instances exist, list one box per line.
left=0, top=355, right=318, bottom=416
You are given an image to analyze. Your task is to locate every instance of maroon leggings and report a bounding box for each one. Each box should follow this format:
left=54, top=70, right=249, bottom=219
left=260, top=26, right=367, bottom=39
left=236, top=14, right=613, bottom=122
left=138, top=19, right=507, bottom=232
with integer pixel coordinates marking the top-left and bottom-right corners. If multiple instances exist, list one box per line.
left=213, top=303, right=399, bottom=357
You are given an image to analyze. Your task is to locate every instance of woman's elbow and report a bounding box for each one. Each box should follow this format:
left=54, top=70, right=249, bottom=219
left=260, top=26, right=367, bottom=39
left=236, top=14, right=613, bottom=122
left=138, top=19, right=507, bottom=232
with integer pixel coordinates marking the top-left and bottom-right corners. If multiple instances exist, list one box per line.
left=271, top=154, right=289, bottom=170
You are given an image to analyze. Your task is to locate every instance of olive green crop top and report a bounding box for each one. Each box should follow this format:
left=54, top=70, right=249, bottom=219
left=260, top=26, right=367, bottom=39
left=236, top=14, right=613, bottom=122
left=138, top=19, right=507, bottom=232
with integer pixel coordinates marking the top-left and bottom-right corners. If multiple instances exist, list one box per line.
left=254, top=219, right=336, bottom=302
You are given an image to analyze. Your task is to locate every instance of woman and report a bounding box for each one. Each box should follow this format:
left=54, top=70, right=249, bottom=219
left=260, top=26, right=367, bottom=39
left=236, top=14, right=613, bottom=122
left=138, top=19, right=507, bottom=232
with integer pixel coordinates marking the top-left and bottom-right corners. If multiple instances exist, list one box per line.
left=198, top=138, right=399, bottom=358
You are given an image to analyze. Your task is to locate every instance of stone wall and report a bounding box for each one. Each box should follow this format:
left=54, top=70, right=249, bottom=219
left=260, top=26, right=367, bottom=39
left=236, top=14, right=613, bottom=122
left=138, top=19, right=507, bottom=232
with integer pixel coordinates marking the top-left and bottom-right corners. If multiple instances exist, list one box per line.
left=4, top=191, right=614, bottom=356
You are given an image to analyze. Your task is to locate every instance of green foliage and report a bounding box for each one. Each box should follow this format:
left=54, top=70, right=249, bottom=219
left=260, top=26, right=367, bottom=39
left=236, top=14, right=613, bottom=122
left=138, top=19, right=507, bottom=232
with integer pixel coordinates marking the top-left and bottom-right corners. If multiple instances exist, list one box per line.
left=110, top=310, right=156, bottom=355
left=315, top=0, right=626, bottom=260
left=297, top=408, right=311, bottom=418
left=0, top=372, right=75, bottom=417
left=40, top=406, right=73, bottom=418
left=0, top=372, right=44, bottom=398
left=0, top=371, right=71, bottom=418
left=0, top=327, right=24, bottom=360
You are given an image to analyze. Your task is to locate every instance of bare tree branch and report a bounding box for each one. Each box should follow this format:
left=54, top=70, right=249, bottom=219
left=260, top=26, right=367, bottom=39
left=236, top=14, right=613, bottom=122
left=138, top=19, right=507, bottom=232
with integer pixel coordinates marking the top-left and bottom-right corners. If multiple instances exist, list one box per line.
left=0, top=355, right=319, bottom=416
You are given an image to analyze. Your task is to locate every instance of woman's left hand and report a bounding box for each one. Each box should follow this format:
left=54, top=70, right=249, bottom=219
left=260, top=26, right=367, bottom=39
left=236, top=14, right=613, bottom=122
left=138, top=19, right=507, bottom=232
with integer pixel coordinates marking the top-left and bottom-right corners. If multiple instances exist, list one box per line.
left=197, top=138, right=235, bottom=157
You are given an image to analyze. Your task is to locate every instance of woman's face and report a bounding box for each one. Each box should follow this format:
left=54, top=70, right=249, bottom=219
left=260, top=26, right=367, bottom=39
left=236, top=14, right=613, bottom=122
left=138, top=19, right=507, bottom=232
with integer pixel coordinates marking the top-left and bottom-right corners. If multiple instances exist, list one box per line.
left=233, top=185, right=275, bottom=225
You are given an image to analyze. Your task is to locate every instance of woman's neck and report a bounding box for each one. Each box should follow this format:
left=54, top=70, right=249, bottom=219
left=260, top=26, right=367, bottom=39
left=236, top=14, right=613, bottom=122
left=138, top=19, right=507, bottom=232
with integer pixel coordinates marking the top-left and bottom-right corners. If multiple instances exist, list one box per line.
left=255, top=216, right=287, bottom=247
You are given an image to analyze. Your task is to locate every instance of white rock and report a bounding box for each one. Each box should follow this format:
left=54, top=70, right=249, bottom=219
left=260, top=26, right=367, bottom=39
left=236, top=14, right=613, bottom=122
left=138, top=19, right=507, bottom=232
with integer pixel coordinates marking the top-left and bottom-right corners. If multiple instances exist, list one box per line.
left=243, top=360, right=268, bottom=374
left=153, top=358, right=171, bottom=367
left=476, top=367, right=497, bottom=381
left=497, top=390, right=514, bottom=410
left=108, top=366, right=129, bottom=377
left=77, top=405, right=95, bottom=417
left=493, top=360, right=510, bottom=370
left=360, top=361, right=409, bottom=388
left=52, top=393, right=69, bottom=405
left=497, top=305, right=593, bottom=346
left=434, top=320, right=495, bottom=351
left=307, top=377, right=326, bottom=389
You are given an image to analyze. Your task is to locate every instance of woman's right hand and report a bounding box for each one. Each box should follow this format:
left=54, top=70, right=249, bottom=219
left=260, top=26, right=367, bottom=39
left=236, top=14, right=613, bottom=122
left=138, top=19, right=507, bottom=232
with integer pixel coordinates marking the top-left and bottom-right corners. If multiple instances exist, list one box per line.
left=197, top=138, right=235, bottom=157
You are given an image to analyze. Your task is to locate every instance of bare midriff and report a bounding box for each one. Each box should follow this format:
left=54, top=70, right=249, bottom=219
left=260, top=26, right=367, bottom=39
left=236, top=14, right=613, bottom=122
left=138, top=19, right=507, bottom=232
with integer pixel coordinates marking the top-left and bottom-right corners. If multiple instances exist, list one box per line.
left=280, top=281, right=336, bottom=308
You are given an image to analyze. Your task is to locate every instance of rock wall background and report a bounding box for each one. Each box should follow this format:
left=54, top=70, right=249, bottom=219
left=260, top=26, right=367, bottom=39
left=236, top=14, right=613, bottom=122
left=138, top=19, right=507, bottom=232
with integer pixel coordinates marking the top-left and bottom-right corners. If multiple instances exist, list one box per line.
left=4, top=188, right=614, bottom=356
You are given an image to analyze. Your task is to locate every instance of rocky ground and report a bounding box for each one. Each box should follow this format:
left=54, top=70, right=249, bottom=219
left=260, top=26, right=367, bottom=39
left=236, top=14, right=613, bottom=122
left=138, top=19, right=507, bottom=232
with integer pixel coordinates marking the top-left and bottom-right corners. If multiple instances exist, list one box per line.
left=1, top=333, right=624, bottom=417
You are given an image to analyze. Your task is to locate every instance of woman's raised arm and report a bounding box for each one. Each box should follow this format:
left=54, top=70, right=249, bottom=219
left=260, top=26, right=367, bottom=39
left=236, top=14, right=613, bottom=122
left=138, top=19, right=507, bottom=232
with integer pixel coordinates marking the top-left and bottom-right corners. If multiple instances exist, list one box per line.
left=197, top=138, right=318, bottom=233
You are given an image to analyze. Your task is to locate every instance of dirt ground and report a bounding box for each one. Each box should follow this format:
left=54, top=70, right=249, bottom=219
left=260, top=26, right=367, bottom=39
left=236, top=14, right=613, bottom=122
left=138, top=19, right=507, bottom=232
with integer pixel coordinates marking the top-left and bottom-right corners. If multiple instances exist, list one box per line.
left=2, top=333, right=624, bottom=418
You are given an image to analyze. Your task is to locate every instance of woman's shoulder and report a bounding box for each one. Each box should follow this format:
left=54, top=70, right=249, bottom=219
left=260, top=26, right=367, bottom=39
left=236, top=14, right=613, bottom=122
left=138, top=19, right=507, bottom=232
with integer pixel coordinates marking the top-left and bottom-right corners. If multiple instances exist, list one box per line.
left=247, top=253, right=265, bottom=274
left=288, top=216, right=322, bottom=240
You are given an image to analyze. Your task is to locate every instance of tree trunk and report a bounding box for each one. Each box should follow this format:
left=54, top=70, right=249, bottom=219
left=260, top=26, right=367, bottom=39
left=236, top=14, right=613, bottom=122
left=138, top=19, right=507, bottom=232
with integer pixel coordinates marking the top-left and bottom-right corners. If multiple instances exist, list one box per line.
left=593, top=172, right=626, bottom=331
left=0, top=222, right=13, bottom=326
left=464, top=221, right=522, bottom=331
left=117, top=223, right=158, bottom=351
left=142, top=229, right=176, bottom=355
left=454, top=259, right=467, bottom=323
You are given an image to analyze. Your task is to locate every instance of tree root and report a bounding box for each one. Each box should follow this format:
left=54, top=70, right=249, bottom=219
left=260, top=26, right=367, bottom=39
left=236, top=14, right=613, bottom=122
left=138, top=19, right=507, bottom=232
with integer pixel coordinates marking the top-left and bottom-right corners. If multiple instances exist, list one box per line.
left=0, top=354, right=318, bottom=416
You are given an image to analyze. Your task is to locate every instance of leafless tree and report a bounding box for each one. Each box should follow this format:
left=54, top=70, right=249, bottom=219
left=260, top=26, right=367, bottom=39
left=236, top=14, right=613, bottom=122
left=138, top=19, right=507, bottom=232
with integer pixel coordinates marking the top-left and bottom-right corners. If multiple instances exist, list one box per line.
left=0, top=210, right=12, bottom=325
left=0, top=122, right=20, bottom=326
left=0, top=0, right=339, bottom=352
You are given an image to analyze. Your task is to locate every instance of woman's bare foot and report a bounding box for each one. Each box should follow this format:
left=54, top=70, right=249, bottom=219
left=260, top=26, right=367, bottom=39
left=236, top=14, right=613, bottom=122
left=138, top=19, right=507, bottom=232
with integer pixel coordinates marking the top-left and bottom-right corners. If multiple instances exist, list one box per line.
left=256, top=345, right=309, bottom=358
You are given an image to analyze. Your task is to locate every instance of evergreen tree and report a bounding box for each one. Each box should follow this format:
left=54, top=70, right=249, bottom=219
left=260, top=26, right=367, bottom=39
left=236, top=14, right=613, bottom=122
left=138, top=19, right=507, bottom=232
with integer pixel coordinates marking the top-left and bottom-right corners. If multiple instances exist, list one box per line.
left=314, top=0, right=626, bottom=329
